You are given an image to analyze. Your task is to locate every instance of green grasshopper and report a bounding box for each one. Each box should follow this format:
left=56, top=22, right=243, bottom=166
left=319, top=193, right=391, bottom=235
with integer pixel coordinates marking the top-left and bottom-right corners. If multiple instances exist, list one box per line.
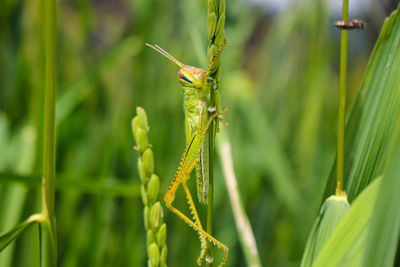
left=146, top=42, right=228, bottom=266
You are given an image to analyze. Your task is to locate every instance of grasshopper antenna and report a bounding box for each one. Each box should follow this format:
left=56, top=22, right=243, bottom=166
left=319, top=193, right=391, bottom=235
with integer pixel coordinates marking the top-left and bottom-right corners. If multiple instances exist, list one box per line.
left=146, top=43, right=185, bottom=68
left=206, top=39, right=227, bottom=74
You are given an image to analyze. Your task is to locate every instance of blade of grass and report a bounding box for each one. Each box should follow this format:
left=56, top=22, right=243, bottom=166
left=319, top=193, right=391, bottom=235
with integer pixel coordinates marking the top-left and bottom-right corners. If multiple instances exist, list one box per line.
left=363, top=114, right=400, bottom=267
left=0, top=214, right=42, bottom=252
left=217, top=128, right=262, bottom=267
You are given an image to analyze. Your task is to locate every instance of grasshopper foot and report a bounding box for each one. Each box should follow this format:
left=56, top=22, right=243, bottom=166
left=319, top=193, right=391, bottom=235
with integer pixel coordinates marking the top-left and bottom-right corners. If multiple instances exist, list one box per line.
left=197, top=241, right=207, bottom=266
left=216, top=108, right=229, bottom=126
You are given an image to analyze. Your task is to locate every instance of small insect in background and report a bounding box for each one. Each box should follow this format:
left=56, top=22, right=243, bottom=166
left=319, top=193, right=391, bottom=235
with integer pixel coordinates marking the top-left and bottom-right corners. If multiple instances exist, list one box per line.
left=334, top=19, right=366, bottom=30
left=145, top=42, right=229, bottom=266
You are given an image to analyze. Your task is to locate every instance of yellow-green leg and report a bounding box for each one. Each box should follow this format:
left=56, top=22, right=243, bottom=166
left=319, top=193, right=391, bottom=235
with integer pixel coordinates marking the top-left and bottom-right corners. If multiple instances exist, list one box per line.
left=167, top=203, right=229, bottom=267
left=182, top=182, right=208, bottom=265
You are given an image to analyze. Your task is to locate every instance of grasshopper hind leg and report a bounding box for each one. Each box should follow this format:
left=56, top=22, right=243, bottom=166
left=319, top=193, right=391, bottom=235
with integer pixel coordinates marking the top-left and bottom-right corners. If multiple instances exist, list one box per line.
left=165, top=169, right=229, bottom=266
left=182, top=182, right=208, bottom=265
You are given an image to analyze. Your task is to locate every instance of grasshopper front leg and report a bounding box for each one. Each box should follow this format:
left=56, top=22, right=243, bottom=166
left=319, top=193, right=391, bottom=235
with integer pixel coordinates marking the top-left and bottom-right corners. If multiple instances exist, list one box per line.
left=164, top=109, right=229, bottom=267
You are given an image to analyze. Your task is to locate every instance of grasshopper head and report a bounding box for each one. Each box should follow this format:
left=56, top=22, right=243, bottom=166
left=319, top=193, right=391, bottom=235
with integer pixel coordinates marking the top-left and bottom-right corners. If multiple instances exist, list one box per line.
left=177, top=66, right=207, bottom=89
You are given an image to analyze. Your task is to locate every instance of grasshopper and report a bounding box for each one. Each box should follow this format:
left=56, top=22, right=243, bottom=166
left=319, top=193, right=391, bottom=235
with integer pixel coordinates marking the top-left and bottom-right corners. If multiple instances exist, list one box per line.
left=146, top=42, right=228, bottom=266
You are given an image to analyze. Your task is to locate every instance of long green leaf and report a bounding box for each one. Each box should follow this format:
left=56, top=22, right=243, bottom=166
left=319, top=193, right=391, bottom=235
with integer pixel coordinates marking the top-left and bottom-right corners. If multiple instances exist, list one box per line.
left=363, top=117, right=400, bottom=267
left=217, top=129, right=262, bottom=267
left=0, top=214, right=41, bottom=252
left=323, top=4, right=400, bottom=202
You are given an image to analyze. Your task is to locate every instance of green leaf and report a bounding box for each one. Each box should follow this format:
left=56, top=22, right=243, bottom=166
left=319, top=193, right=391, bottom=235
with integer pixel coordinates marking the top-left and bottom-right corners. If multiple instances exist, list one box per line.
left=311, top=177, right=382, bottom=267
left=323, top=4, right=400, bottom=202
left=300, top=195, right=350, bottom=267
left=0, top=215, right=41, bottom=252
left=363, top=120, right=400, bottom=267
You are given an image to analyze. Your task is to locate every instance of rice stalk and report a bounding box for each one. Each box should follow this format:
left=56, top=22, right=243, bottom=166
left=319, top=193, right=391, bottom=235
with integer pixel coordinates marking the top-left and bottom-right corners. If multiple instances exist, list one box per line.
left=132, top=107, right=168, bottom=267
left=206, top=0, right=225, bottom=265
left=40, top=0, right=58, bottom=264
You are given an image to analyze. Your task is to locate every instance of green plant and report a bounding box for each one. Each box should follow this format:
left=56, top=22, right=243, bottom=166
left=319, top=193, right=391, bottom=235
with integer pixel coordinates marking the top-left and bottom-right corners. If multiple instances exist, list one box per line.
left=0, top=0, right=58, bottom=265
left=1, top=0, right=399, bottom=266
left=206, top=0, right=226, bottom=265
left=132, top=107, right=168, bottom=267
left=301, top=3, right=400, bottom=266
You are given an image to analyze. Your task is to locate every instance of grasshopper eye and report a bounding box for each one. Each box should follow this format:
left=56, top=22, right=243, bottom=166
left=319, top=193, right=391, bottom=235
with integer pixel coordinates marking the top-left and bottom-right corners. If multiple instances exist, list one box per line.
left=178, top=70, right=192, bottom=83
left=182, top=76, right=192, bottom=83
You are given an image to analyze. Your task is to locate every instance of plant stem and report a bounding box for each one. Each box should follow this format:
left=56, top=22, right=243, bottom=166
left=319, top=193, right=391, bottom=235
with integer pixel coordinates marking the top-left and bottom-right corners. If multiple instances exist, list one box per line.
left=206, top=100, right=215, bottom=266
left=336, top=0, right=348, bottom=195
left=206, top=0, right=225, bottom=264
left=41, top=0, right=57, bottom=264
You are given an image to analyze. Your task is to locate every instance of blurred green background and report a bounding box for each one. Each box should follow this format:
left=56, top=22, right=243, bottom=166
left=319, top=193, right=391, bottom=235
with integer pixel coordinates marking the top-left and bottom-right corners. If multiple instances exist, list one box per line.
left=0, top=0, right=398, bottom=266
